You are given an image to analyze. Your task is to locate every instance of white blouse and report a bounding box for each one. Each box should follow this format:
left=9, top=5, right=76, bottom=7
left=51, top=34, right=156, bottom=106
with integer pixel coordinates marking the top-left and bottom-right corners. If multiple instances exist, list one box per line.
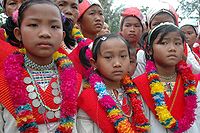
left=0, top=105, right=78, bottom=133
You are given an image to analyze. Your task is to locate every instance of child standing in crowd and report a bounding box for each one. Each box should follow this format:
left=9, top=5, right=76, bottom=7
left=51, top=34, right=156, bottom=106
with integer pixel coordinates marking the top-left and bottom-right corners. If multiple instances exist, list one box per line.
left=97, top=22, right=110, bottom=36
left=134, top=23, right=200, bottom=133
left=135, top=2, right=200, bottom=78
left=0, top=0, right=82, bottom=132
left=128, top=48, right=137, bottom=76
left=54, top=0, right=93, bottom=76
left=120, top=7, right=144, bottom=51
left=77, top=34, right=150, bottom=133
left=78, top=0, right=104, bottom=40
left=180, top=19, right=200, bottom=58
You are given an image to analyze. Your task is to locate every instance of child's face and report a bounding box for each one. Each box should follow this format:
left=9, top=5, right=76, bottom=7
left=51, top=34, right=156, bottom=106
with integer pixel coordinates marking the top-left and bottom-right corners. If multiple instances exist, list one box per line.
left=128, top=50, right=137, bottom=76
left=152, top=31, right=184, bottom=68
left=93, top=38, right=130, bottom=82
left=79, top=5, right=104, bottom=36
left=4, top=0, right=23, bottom=16
left=150, top=13, right=175, bottom=29
left=14, top=3, right=64, bottom=60
left=97, top=23, right=110, bottom=36
left=55, top=0, right=79, bottom=24
left=121, top=16, right=143, bottom=46
left=181, top=25, right=197, bottom=47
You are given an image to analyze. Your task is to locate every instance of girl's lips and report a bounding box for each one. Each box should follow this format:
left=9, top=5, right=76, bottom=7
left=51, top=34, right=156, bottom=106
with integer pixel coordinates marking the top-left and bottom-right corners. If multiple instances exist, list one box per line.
left=37, top=43, right=52, bottom=48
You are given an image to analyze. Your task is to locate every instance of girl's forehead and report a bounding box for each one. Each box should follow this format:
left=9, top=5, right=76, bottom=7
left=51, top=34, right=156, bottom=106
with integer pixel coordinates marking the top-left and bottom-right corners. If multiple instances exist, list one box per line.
left=156, top=31, right=182, bottom=39
left=100, top=38, right=127, bottom=50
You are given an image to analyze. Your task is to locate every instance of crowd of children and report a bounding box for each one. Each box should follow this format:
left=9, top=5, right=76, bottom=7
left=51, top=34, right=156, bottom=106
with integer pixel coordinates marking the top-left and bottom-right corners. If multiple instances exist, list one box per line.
left=0, top=0, right=199, bottom=133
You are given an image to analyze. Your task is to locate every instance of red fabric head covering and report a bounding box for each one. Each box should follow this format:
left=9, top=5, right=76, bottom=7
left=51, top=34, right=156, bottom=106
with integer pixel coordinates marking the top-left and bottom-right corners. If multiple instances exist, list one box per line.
left=120, top=7, right=144, bottom=30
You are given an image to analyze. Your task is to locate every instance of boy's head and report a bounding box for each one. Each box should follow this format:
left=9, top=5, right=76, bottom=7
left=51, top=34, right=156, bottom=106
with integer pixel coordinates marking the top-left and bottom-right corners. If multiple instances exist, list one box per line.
left=180, top=19, right=198, bottom=47
left=78, top=0, right=102, bottom=20
left=120, top=7, right=144, bottom=46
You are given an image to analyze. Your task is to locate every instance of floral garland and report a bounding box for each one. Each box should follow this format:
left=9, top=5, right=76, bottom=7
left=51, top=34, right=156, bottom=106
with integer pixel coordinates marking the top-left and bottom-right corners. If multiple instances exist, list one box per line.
left=121, top=75, right=150, bottom=132
left=4, top=50, right=77, bottom=133
left=72, top=26, right=84, bottom=43
left=146, top=60, right=197, bottom=133
left=89, top=72, right=150, bottom=133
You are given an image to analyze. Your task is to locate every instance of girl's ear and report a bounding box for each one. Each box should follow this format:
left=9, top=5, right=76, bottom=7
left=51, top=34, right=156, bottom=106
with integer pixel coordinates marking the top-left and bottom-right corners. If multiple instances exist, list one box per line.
left=149, top=48, right=153, bottom=55
left=63, top=31, right=66, bottom=41
left=89, top=58, right=97, bottom=70
left=14, top=27, right=22, bottom=41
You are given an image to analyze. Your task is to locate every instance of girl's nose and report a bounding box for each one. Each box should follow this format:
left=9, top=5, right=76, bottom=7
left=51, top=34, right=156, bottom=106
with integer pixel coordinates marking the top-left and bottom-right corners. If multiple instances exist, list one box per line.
left=113, top=59, right=122, bottom=67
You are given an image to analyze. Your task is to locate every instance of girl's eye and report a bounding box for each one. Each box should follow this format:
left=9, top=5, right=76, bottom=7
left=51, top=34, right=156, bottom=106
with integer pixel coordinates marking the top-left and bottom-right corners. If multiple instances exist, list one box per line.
left=121, top=55, right=127, bottom=58
left=125, top=24, right=131, bottom=27
left=72, top=5, right=78, bottom=9
left=58, top=3, right=64, bottom=7
left=135, top=24, right=141, bottom=27
left=51, top=25, right=60, bottom=29
left=99, top=12, right=103, bottom=15
left=28, top=24, right=37, bottom=27
left=104, top=56, right=112, bottom=60
left=8, top=2, right=16, bottom=6
left=160, top=41, right=168, bottom=45
left=89, top=12, right=94, bottom=15
left=175, top=42, right=182, bottom=45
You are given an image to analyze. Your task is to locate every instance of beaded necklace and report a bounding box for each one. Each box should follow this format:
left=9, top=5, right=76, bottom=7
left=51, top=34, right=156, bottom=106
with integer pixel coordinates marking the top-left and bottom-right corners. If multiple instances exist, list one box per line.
left=108, top=88, right=133, bottom=118
left=24, top=54, right=55, bottom=71
left=4, top=50, right=77, bottom=132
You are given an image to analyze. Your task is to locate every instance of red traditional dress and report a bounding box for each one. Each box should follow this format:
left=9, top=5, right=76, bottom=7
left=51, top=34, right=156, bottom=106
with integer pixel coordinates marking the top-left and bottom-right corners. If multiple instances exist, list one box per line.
left=133, top=71, right=200, bottom=133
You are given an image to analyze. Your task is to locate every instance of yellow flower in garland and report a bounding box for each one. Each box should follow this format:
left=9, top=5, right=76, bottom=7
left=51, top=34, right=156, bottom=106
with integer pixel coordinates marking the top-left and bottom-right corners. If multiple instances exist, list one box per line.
left=150, top=82, right=164, bottom=93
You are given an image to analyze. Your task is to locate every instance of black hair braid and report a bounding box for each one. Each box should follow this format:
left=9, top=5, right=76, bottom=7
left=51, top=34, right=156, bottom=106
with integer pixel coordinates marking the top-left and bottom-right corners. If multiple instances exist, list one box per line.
left=63, top=17, right=76, bottom=49
left=4, top=17, right=21, bottom=47
left=79, top=45, right=91, bottom=69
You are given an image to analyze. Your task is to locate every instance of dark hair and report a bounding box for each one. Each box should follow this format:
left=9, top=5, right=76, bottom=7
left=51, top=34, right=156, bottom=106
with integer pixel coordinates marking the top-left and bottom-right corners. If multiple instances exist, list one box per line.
left=62, top=16, right=76, bottom=49
left=149, top=11, right=177, bottom=29
left=146, top=23, right=185, bottom=60
left=2, top=0, right=6, bottom=9
left=4, top=0, right=74, bottom=48
left=18, top=0, right=61, bottom=28
left=79, top=33, right=131, bottom=68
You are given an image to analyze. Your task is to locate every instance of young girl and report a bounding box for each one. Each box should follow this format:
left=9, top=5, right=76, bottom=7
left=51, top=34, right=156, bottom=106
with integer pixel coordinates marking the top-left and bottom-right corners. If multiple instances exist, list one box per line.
left=134, top=23, right=200, bottom=133
left=77, top=34, right=150, bottom=133
left=0, top=0, right=82, bottom=132
left=135, top=2, right=200, bottom=78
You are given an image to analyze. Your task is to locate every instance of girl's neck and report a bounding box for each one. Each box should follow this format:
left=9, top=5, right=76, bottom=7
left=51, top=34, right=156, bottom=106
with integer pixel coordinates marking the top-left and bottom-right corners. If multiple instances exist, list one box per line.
left=26, top=53, right=53, bottom=66
left=103, top=79, right=121, bottom=90
left=155, top=64, right=177, bottom=82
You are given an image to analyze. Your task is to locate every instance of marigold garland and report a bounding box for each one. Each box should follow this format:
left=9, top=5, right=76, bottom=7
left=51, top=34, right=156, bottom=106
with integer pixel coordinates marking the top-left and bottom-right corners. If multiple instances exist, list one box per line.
left=88, top=72, right=150, bottom=133
left=146, top=60, right=197, bottom=133
left=4, top=50, right=77, bottom=133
